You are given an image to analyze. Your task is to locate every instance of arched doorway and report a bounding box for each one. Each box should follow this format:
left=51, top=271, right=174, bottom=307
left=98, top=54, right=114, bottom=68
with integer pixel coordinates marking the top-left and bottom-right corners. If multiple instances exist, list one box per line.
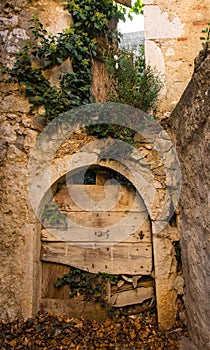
left=39, top=164, right=154, bottom=318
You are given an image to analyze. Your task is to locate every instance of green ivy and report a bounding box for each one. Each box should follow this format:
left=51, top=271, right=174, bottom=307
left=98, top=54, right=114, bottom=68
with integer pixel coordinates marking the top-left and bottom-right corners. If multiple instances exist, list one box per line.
left=5, top=1, right=127, bottom=122
left=56, top=267, right=120, bottom=307
left=3, top=0, right=161, bottom=145
left=41, top=202, right=65, bottom=225
left=128, top=0, right=143, bottom=19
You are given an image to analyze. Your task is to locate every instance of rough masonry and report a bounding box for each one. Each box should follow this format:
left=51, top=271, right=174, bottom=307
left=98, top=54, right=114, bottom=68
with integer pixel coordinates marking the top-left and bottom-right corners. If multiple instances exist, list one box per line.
left=144, top=0, right=209, bottom=117
left=168, top=45, right=210, bottom=350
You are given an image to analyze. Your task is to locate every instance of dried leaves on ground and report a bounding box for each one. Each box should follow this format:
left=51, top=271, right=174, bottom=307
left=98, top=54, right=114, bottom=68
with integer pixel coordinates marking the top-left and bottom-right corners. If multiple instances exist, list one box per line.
left=0, top=311, right=188, bottom=349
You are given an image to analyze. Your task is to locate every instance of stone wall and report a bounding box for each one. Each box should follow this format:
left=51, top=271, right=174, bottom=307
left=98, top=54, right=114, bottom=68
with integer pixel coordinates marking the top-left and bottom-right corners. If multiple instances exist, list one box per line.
left=168, top=45, right=210, bottom=349
left=0, top=0, right=72, bottom=321
left=0, top=0, right=190, bottom=330
left=144, top=0, right=210, bottom=117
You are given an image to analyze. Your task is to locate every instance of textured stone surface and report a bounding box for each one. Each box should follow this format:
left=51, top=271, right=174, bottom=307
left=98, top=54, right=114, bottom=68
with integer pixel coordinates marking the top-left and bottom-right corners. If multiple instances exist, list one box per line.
left=169, top=45, right=210, bottom=349
left=0, top=0, right=182, bottom=328
left=0, top=0, right=71, bottom=322
left=144, top=0, right=210, bottom=116
left=179, top=337, right=199, bottom=350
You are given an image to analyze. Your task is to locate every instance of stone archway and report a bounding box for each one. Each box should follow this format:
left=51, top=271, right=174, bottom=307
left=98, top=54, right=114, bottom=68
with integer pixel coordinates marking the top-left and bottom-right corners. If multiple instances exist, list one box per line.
left=32, top=144, right=181, bottom=328
left=40, top=163, right=154, bottom=318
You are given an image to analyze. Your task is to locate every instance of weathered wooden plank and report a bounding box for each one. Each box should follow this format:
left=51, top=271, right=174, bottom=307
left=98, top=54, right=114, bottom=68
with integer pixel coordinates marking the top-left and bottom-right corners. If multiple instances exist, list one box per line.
left=40, top=297, right=107, bottom=321
left=41, top=217, right=151, bottom=243
left=43, top=211, right=147, bottom=233
left=54, top=185, right=146, bottom=212
left=41, top=262, right=70, bottom=299
left=111, top=280, right=155, bottom=295
left=40, top=242, right=152, bottom=275
left=111, top=286, right=154, bottom=307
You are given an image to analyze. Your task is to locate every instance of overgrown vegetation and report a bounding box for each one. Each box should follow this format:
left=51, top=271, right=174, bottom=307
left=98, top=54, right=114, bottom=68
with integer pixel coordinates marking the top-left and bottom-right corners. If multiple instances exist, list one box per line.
left=2, top=1, right=124, bottom=121
left=105, top=47, right=161, bottom=113
left=86, top=46, right=162, bottom=139
left=56, top=267, right=119, bottom=307
left=3, top=0, right=161, bottom=139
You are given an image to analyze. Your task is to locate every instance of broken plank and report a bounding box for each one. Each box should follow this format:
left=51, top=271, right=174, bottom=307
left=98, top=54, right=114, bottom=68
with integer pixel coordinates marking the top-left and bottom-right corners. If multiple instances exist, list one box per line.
left=111, top=280, right=155, bottom=295
left=111, top=286, right=154, bottom=307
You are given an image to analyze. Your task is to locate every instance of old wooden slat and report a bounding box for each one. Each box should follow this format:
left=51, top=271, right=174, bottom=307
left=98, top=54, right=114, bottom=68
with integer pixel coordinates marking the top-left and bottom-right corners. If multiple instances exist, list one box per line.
left=54, top=185, right=146, bottom=212
left=40, top=242, right=152, bottom=275
left=40, top=297, right=107, bottom=321
left=41, top=262, right=69, bottom=299
left=110, top=286, right=154, bottom=307
left=42, top=215, right=151, bottom=242
left=111, top=280, right=155, bottom=295
left=44, top=211, right=148, bottom=229
left=41, top=217, right=151, bottom=243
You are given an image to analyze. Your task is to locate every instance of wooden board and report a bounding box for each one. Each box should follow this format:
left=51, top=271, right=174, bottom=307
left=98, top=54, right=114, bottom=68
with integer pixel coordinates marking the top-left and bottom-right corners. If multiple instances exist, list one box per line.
left=54, top=185, right=146, bottom=213
left=43, top=211, right=149, bottom=229
left=111, top=286, right=154, bottom=307
left=41, top=182, right=152, bottom=277
left=41, top=217, right=151, bottom=243
left=39, top=298, right=107, bottom=321
left=41, top=242, right=152, bottom=275
left=115, top=0, right=131, bottom=6
left=41, top=262, right=70, bottom=299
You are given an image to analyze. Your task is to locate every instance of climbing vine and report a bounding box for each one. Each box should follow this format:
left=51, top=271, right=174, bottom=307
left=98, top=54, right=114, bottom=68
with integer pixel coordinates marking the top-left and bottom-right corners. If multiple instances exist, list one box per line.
left=56, top=267, right=119, bottom=307
left=3, top=0, right=162, bottom=144
left=3, top=0, right=160, bottom=122
left=4, top=1, right=128, bottom=122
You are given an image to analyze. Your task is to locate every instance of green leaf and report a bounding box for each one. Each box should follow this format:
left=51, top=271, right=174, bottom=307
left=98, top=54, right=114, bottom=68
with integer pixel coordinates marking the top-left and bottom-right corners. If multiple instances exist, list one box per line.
left=57, top=57, right=63, bottom=64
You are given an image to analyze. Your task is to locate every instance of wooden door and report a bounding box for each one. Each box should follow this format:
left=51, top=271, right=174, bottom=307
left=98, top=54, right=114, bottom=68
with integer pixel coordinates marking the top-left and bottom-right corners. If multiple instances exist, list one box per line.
left=40, top=170, right=154, bottom=317
left=41, top=182, right=152, bottom=275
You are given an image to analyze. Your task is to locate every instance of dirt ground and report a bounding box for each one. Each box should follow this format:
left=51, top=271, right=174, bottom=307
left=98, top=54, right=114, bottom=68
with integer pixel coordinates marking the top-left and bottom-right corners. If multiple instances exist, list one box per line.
left=0, top=310, right=188, bottom=349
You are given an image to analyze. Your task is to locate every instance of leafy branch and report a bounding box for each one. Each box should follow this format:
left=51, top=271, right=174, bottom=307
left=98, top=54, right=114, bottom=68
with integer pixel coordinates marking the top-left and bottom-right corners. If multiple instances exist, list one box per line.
left=4, top=1, right=125, bottom=122
left=56, top=267, right=120, bottom=307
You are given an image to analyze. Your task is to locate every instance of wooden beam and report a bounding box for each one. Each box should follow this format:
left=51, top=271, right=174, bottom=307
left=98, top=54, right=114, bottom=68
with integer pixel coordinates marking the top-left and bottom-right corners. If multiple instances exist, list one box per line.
left=111, top=286, right=154, bottom=307
left=42, top=218, right=151, bottom=242
left=41, top=242, right=152, bottom=275
left=54, top=185, right=146, bottom=213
